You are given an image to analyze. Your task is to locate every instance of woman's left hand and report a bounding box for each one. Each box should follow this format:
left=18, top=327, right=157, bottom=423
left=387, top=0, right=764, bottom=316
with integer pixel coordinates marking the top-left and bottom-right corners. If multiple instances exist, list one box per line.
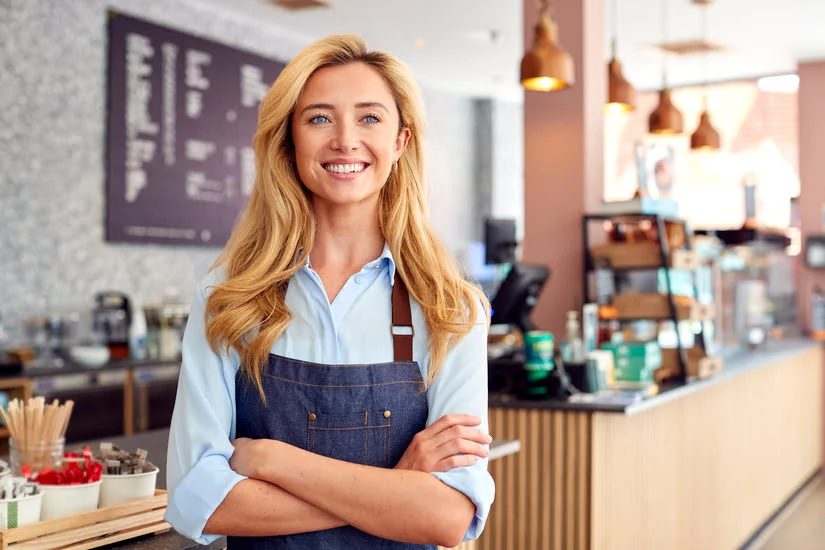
left=230, top=437, right=270, bottom=479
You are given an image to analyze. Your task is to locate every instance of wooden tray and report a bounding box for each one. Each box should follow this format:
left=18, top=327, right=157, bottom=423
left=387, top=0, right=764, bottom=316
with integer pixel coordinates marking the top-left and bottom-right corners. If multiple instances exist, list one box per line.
left=0, top=490, right=169, bottom=550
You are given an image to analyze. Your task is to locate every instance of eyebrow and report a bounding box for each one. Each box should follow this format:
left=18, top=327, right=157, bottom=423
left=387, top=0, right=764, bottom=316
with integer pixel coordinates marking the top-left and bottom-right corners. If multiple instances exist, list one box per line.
left=299, top=102, right=389, bottom=116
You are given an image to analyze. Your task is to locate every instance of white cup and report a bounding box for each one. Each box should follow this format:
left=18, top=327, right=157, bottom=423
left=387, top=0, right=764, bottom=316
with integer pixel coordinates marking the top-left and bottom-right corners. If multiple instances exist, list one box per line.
left=99, top=467, right=159, bottom=508
left=0, top=479, right=42, bottom=528
left=39, top=480, right=101, bottom=520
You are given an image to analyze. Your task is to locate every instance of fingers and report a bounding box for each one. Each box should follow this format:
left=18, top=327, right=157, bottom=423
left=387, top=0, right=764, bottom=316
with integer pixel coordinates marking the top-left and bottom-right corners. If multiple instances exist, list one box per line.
left=428, top=414, right=482, bottom=435
left=432, top=424, right=492, bottom=448
left=439, top=438, right=490, bottom=460
left=431, top=453, right=482, bottom=472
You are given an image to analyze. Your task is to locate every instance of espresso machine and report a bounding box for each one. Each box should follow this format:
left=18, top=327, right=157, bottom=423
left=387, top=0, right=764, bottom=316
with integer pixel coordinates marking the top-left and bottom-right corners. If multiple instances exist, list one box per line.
left=93, top=292, right=131, bottom=360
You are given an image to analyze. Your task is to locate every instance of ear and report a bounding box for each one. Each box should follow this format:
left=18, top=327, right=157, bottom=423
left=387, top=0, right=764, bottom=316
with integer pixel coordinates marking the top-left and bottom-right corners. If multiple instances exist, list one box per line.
left=394, top=127, right=411, bottom=161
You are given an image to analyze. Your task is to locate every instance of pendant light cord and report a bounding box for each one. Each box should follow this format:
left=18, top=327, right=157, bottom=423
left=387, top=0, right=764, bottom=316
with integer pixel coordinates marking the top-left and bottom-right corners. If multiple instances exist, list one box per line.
left=661, top=0, right=669, bottom=88
left=702, top=4, right=709, bottom=109
left=611, top=0, right=618, bottom=58
left=539, top=0, right=550, bottom=16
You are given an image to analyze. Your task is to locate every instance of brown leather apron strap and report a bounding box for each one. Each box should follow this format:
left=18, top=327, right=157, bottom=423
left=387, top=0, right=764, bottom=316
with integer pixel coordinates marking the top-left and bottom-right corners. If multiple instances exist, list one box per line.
left=391, top=273, right=414, bottom=362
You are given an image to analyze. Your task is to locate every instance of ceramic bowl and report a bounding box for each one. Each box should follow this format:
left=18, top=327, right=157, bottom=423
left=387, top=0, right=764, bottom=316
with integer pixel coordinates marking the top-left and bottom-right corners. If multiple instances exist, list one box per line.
left=68, top=346, right=110, bottom=368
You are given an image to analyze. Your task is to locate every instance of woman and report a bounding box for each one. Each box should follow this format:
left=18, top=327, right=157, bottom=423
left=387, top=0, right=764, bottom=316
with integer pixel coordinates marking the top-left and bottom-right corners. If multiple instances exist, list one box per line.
left=165, top=34, right=494, bottom=549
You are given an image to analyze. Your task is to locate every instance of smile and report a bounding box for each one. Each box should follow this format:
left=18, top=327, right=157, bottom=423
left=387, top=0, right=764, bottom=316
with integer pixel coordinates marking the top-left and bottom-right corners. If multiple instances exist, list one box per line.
left=323, top=163, right=368, bottom=174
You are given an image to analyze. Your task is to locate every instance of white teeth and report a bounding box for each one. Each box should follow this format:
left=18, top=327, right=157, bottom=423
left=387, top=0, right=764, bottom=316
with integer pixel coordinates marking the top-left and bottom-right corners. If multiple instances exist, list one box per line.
left=324, top=163, right=366, bottom=174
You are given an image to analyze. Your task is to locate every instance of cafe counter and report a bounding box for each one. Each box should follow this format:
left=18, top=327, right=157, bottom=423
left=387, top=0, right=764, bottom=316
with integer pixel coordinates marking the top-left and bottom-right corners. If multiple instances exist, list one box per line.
left=92, top=430, right=520, bottom=550
left=476, top=339, right=824, bottom=550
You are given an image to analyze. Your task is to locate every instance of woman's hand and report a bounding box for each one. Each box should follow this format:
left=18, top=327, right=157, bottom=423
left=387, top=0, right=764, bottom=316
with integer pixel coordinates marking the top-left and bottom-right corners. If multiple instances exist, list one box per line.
left=395, top=414, right=492, bottom=473
left=230, top=437, right=271, bottom=479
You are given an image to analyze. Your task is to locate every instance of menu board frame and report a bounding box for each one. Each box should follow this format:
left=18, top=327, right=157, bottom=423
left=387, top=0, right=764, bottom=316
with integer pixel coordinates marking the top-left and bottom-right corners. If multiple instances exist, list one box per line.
left=104, top=10, right=286, bottom=247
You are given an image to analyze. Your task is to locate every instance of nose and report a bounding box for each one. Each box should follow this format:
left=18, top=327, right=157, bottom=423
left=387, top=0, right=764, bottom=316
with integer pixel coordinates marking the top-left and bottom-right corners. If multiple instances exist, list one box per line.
left=330, top=120, right=359, bottom=153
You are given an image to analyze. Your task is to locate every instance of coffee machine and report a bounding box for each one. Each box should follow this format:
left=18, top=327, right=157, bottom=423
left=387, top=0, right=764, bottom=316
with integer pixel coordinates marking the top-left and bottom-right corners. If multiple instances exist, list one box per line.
left=93, top=292, right=131, bottom=360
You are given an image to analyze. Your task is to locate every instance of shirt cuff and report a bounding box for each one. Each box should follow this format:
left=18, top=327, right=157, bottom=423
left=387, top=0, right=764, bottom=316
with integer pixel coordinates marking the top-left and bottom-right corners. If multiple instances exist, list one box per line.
left=165, top=454, right=247, bottom=544
left=431, top=463, right=495, bottom=542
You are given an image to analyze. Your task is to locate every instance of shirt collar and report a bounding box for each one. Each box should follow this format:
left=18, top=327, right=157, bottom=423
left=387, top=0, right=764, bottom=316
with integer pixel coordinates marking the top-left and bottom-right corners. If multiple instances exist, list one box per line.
left=375, top=242, right=397, bottom=286
left=300, top=242, right=397, bottom=285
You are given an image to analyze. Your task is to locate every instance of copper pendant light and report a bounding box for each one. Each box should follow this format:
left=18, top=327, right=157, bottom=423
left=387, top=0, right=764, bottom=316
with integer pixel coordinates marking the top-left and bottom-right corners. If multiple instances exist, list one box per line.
left=649, top=0, right=683, bottom=134
left=607, top=56, right=636, bottom=114
left=649, top=87, right=683, bottom=134
left=606, top=0, right=635, bottom=113
left=691, top=110, right=720, bottom=150
left=690, top=2, right=721, bottom=150
left=520, top=0, right=574, bottom=92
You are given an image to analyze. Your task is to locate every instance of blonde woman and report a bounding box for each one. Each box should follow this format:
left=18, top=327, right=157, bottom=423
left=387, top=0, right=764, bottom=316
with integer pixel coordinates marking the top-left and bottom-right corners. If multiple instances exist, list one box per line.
left=166, top=34, right=494, bottom=549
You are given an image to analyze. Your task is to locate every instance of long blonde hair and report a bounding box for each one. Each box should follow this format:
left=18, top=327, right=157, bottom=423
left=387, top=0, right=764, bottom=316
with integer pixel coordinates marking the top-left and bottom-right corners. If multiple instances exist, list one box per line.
left=205, top=35, right=489, bottom=399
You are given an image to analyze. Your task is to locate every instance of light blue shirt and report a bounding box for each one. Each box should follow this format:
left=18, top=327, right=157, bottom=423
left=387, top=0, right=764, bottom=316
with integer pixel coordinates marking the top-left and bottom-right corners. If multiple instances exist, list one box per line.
left=165, top=243, right=494, bottom=544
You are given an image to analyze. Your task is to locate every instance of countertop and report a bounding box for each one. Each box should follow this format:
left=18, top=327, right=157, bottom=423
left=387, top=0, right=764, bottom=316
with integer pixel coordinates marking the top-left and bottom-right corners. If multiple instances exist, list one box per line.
left=488, top=339, right=823, bottom=415
left=4, top=357, right=181, bottom=379
left=81, top=429, right=519, bottom=549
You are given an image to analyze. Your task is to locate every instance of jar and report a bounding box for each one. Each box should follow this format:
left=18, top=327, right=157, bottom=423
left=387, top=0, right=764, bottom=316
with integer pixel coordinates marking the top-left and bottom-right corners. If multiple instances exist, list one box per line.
left=9, top=438, right=65, bottom=476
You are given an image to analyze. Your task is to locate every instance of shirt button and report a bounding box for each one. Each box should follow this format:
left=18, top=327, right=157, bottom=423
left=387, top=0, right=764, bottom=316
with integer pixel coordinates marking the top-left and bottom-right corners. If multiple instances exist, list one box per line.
left=355, top=276, right=363, bottom=284
left=373, top=264, right=380, bottom=269
left=308, top=412, right=317, bottom=421
left=383, top=410, right=391, bottom=419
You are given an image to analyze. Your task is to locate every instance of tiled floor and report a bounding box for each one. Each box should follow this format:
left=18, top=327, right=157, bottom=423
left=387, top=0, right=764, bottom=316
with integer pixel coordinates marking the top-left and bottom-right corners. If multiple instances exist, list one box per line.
left=756, top=478, right=825, bottom=550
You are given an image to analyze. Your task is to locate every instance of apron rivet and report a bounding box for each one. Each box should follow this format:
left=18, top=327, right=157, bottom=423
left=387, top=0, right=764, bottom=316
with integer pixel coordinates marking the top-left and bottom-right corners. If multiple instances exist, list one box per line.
left=308, top=412, right=317, bottom=421
left=383, top=410, right=391, bottom=418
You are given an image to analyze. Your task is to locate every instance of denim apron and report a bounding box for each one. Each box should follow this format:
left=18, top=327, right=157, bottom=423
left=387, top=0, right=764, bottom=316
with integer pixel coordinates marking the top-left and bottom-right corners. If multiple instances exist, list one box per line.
left=228, top=274, right=435, bottom=550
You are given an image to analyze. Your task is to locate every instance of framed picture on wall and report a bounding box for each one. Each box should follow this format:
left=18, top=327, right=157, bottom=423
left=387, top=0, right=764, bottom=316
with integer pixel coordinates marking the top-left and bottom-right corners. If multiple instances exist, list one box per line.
left=644, top=143, right=676, bottom=200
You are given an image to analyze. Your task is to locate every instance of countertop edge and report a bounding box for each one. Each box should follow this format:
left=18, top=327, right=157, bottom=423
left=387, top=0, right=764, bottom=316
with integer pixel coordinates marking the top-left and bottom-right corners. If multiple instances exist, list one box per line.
left=490, top=339, right=823, bottom=416
left=489, top=439, right=520, bottom=461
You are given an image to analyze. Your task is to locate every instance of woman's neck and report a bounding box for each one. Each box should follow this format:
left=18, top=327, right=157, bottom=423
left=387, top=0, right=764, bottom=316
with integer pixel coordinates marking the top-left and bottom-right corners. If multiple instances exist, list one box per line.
left=309, top=201, right=384, bottom=272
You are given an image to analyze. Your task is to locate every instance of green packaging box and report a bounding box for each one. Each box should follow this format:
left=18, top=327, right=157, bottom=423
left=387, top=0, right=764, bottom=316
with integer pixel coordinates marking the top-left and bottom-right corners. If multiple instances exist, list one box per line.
left=601, top=341, right=662, bottom=370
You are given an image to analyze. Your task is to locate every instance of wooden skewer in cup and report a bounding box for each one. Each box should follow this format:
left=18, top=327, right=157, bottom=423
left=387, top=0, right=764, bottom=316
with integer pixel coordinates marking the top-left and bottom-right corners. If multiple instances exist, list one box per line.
left=1, top=397, right=75, bottom=473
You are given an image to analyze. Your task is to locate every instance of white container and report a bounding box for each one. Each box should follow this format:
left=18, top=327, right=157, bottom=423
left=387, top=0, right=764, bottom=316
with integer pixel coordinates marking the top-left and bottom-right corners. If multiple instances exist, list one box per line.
left=99, top=467, right=158, bottom=508
left=39, top=480, right=101, bottom=520
left=0, top=467, right=11, bottom=481
left=0, top=490, right=42, bottom=529
left=69, top=345, right=110, bottom=368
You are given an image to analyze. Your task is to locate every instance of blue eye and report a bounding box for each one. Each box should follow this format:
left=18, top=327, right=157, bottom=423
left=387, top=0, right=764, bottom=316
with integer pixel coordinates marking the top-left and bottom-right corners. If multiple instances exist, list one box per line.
left=363, top=114, right=380, bottom=124
left=309, top=114, right=330, bottom=124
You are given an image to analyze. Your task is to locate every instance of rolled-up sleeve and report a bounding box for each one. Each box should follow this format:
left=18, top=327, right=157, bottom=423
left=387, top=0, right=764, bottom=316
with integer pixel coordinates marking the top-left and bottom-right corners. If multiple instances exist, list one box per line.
left=165, top=279, right=246, bottom=544
left=427, top=308, right=495, bottom=542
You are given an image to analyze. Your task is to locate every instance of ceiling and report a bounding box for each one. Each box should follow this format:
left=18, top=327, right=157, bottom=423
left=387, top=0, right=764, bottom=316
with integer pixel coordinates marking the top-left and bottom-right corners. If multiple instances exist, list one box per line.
left=193, top=0, right=825, bottom=101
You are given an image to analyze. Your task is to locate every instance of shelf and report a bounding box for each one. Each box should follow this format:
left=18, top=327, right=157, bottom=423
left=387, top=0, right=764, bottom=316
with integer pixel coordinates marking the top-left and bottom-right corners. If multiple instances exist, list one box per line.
left=584, top=212, right=688, bottom=225
left=600, top=295, right=715, bottom=323
left=656, top=348, right=724, bottom=381
left=589, top=243, right=701, bottom=271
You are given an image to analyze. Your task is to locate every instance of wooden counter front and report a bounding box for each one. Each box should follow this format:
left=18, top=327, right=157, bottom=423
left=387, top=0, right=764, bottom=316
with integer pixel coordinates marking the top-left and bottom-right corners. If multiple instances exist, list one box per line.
left=479, top=342, right=824, bottom=550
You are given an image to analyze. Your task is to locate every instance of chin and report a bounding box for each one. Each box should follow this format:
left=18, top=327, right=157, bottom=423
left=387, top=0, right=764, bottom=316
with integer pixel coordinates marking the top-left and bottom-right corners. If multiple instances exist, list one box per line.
left=317, top=189, right=380, bottom=208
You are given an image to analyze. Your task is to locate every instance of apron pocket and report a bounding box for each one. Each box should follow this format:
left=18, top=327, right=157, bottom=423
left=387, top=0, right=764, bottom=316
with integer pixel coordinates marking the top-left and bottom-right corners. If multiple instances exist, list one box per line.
left=306, top=410, right=392, bottom=468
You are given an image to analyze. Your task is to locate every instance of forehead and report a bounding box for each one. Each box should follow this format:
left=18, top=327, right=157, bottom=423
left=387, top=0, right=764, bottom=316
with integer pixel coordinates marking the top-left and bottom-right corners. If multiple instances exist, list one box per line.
left=297, top=63, right=397, bottom=110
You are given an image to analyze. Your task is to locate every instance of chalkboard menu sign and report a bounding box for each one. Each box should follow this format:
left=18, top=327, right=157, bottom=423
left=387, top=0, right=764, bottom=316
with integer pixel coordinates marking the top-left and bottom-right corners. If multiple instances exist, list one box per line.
left=105, top=11, right=286, bottom=246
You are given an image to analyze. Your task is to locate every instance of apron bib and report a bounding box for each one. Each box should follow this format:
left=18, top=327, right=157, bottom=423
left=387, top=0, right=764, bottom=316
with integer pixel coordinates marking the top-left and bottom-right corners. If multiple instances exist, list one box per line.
left=228, top=275, right=435, bottom=550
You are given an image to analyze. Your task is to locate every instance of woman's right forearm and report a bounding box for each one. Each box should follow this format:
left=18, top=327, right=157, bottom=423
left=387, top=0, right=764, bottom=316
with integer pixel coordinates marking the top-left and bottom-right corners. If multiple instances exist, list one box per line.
left=204, top=478, right=347, bottom=537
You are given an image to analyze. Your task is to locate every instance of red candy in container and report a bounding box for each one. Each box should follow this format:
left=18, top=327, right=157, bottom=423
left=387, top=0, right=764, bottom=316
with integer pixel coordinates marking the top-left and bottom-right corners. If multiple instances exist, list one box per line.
left=36, top=447, right=104, bottom=520
left=36, top=447, right=103, bottom=486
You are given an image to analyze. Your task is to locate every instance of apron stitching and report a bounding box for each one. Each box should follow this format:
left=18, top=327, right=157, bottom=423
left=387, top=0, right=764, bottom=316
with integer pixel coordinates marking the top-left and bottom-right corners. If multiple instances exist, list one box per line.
left=262, top=376, right=421, bottom=388
left=268, top=354, right=418, bottom=368
left=308, top=425, right=391, bottom=431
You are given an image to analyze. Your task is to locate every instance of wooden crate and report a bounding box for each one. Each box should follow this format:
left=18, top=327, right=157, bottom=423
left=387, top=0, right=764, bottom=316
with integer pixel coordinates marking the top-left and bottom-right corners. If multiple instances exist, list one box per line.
left=590, top=242, right=701, bottom=271
left=609, top=293, right=714, bottom=321
left=657, top=348, right=724, bottom=381
left=0, top=490, right=169, bottom=550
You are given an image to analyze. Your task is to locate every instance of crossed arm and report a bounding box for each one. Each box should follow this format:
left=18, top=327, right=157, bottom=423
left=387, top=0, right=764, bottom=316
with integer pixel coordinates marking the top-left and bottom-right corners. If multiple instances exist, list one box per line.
left=204, top=415, right=491, bottom=548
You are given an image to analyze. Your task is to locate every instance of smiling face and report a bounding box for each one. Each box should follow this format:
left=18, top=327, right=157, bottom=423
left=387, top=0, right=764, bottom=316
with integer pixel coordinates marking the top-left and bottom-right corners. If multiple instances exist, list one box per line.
left=291, top=62, right=411, bottom=213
